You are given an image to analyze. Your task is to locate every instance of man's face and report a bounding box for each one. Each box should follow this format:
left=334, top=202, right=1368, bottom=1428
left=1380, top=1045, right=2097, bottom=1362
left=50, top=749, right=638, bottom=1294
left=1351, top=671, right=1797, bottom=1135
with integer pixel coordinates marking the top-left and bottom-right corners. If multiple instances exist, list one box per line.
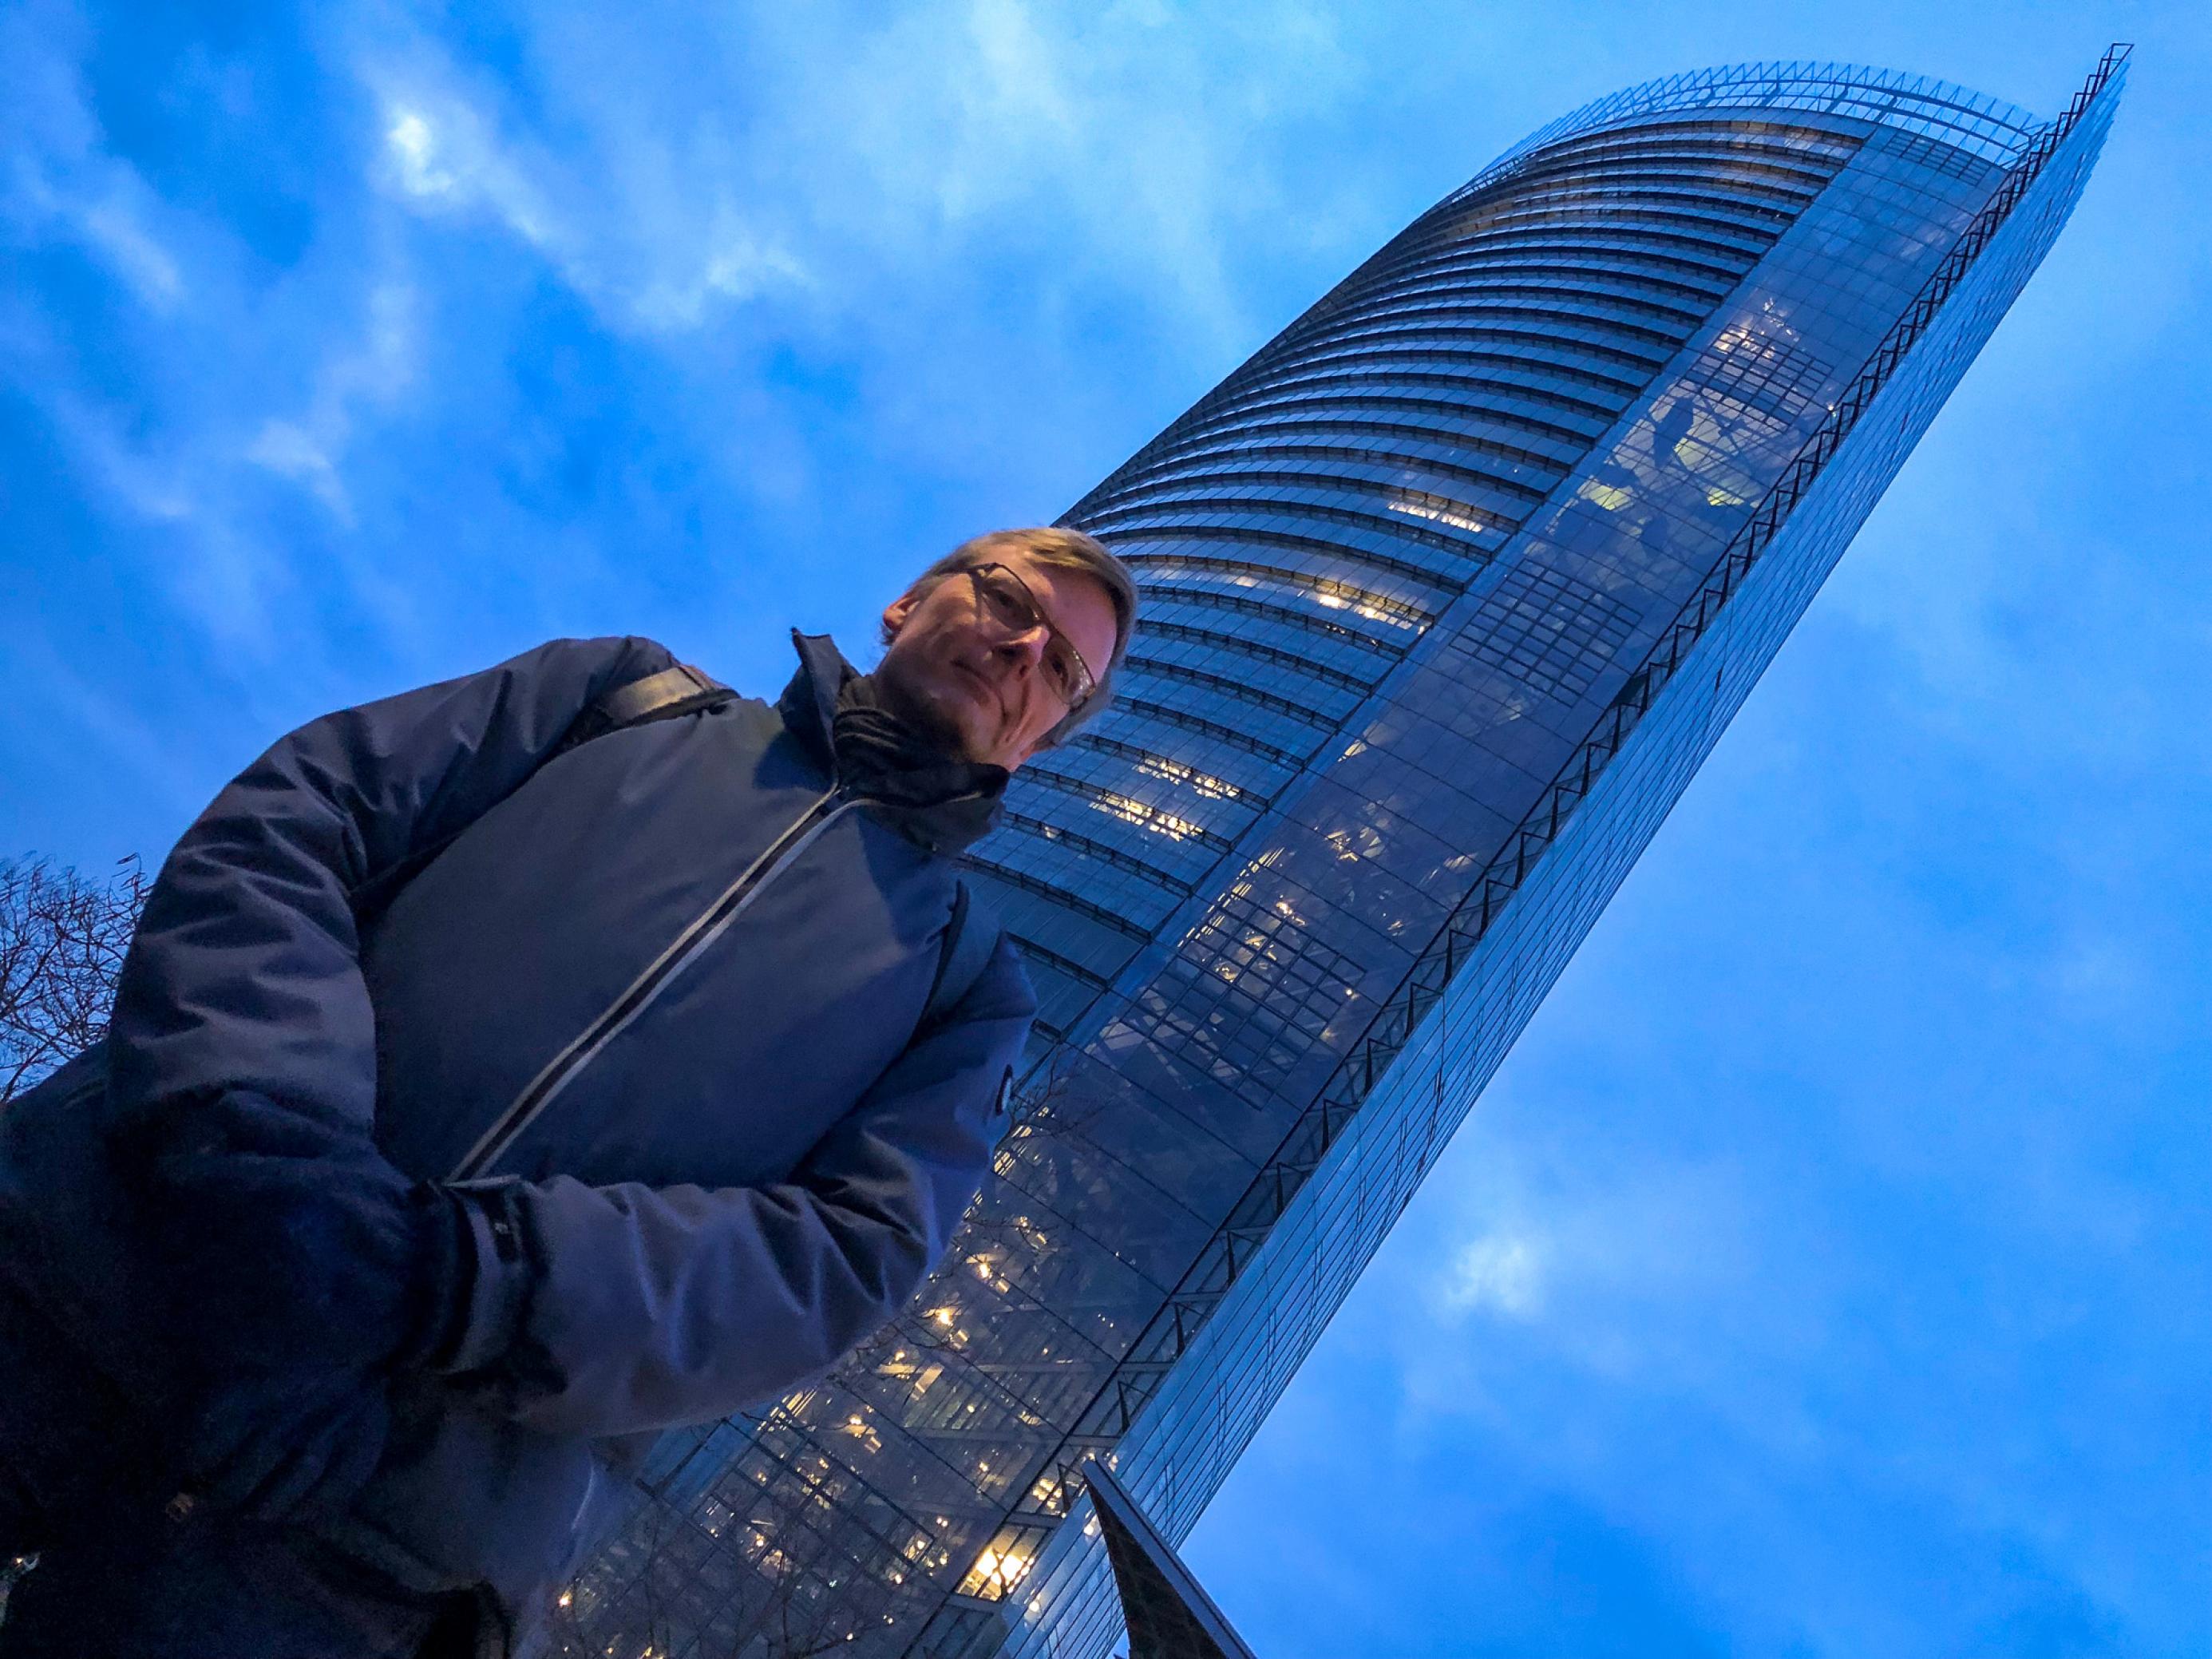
left=876, top=548, right=1120, bottom=771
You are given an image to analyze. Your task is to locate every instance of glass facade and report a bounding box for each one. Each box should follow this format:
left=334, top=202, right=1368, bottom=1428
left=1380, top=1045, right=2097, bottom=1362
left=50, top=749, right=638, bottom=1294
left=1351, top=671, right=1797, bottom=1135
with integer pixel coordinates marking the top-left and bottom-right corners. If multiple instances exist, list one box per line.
left=556, top=53, right=2125, bottom=1659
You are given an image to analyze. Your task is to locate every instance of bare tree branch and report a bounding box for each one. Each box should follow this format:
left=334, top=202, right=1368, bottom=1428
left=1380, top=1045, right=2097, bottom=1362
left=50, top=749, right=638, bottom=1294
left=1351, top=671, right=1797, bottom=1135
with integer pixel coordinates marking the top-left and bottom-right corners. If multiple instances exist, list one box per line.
left=0, top=854, right=148, bottom=1103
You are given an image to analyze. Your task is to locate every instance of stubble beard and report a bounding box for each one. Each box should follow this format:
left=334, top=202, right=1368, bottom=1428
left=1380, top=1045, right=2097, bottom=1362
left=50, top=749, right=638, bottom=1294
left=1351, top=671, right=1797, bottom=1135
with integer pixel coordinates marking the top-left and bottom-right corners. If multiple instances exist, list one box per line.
left=878, top=656, right=991, bottom=763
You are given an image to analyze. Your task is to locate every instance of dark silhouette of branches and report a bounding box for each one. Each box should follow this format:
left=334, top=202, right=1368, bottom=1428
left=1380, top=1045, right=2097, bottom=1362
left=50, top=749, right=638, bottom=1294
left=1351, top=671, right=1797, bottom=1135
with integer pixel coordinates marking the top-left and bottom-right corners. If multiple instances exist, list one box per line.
left=0, top=855, right=148, bottom=1103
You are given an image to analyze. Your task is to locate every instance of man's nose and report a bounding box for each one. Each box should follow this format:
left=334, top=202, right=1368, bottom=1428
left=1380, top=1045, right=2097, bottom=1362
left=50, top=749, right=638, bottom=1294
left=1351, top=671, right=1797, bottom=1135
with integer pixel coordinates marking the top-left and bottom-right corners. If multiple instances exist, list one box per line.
left=991, top=622, right=1051, bottom=668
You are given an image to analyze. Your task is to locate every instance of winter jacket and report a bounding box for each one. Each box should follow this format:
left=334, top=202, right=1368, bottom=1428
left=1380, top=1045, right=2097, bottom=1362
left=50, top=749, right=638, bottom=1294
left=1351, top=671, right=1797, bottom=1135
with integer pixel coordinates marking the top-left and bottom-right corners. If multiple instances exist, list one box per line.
left=0, top=632, right=1034, bottom=1628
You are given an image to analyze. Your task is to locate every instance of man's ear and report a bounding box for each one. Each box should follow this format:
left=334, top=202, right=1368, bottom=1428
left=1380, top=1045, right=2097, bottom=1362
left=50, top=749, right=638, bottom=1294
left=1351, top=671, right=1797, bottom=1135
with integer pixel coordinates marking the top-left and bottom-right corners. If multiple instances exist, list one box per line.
left=881, top=590, right=920, bottom=641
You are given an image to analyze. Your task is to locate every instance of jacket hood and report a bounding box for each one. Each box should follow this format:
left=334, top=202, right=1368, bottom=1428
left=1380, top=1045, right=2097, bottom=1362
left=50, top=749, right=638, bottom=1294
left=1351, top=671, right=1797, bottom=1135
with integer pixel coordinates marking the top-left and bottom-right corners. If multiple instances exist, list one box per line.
left=777, top=631, right=1007, bottom=856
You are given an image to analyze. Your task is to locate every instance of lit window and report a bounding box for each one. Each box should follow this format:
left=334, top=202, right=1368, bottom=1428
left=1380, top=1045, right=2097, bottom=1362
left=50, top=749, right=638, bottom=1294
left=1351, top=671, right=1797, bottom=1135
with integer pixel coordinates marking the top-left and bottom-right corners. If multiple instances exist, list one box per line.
left=958, top=1535, right=1039, bottom=1599
left=1387, top=493, right=1486, bottom=533
left=1133, top=753, right=1244, bottom=802
left=1083, top=789, right=1209, bottom=842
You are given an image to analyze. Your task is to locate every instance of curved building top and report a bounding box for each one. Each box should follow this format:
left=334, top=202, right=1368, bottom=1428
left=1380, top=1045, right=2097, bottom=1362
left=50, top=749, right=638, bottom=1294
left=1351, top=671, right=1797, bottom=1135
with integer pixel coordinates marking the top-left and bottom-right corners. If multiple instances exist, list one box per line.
left=1474, top=59, right=2045, bottom=188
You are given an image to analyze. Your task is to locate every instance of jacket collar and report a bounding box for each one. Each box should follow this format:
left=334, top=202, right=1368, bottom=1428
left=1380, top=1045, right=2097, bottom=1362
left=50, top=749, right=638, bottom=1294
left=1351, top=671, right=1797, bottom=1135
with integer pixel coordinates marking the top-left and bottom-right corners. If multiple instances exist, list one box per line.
left=774, top=631, right=1008, bottom=857
left=778, top=629, right=852, bottom=771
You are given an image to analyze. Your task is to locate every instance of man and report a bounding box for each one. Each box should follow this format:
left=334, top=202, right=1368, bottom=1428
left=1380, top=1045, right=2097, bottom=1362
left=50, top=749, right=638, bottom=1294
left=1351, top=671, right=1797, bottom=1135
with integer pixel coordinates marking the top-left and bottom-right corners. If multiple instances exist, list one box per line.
left=0, top=527, right=1135, bottom=1657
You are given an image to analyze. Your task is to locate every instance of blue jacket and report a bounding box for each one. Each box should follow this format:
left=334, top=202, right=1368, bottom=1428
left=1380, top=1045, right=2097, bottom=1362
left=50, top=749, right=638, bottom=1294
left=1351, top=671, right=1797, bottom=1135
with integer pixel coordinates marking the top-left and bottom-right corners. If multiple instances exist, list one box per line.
left=0, top=632, right=1033, bottom=1617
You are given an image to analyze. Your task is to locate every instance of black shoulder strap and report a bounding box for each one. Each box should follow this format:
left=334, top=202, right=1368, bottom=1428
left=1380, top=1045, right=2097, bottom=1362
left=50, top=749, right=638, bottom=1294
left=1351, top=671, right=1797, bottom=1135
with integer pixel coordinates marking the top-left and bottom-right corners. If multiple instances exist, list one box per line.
left=921, top=878, right=1003, bottom=1031
left=354, top=661, right=734, bottom=926
left=564, top=662, right=734, bottom=752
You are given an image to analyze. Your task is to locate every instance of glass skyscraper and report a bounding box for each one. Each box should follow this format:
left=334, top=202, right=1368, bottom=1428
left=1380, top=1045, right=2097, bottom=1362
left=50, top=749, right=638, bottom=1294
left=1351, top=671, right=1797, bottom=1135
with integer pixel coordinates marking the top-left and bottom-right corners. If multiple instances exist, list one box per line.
left=560, top=51, right=2125, bottom=1659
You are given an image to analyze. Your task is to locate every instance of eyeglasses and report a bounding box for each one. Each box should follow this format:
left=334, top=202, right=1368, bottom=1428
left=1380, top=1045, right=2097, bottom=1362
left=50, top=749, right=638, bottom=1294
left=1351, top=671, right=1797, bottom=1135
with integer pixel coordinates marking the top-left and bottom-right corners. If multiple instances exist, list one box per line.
left=964, top=562, right=1099, bottom=711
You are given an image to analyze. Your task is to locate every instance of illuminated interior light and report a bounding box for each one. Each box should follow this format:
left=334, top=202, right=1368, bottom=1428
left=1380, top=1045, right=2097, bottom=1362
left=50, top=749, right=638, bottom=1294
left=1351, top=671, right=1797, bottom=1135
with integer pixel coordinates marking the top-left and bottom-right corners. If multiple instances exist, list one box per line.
left=1387, top=494, right=1487, bottom=533
left=1133, top=753, right=1244, bottom=802
left=1084, top=789, right=1209, bottom=843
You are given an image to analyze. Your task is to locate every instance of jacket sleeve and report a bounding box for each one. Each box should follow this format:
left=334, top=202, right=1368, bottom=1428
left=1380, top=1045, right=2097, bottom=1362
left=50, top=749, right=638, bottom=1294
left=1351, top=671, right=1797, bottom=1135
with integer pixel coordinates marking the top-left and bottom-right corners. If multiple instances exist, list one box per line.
left=98, top=635, right=675, bottom=1500
left=450, top=936, right=1035, bottom=1441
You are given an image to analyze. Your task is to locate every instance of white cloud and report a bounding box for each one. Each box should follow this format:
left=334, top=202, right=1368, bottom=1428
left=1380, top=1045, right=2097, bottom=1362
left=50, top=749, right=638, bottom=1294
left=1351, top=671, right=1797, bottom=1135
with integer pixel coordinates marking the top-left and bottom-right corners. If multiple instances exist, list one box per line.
left=339, top=0, right=1354, bottom=351
left=378, top=98, right=552, bottom=248
left=29, top=384, right=192, bottom=525
left=385, top=109, right=453, bottom=198
left=5, top=164, right=186, bottom=311
left=246, top=420, right=350, bottom=517
left=366, top=69, right=815, bottom=337
left=75, top=191, right=184, bottom=309
left=1400, top=1120, right=1762, bottom=1408
left=0, top=0, right=186, bottom=314
left=633, top=220, right=813, bottom=331
left=243, top=277, right=418, bottom=525
left=1437, top=1230, right=1545, bottom=1318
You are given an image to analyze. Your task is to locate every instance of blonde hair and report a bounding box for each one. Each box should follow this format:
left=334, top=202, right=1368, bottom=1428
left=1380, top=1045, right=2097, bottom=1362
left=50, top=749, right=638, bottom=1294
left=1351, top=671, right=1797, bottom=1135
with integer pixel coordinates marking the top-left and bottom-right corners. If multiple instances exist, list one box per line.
left=892, top=526, right=1138, bottom=746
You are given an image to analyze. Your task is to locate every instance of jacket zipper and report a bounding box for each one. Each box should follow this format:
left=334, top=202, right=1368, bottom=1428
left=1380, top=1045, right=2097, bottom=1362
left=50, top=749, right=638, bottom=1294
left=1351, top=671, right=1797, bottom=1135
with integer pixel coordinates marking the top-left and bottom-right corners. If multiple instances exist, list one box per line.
left=448, top=786, right=862, bottom=1182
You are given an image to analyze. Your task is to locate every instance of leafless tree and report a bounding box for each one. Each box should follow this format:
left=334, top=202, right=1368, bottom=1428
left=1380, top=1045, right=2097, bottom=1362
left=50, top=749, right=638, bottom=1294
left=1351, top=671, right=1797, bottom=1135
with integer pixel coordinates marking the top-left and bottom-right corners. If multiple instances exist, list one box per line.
left=0, top=855, right=148, bottom=1104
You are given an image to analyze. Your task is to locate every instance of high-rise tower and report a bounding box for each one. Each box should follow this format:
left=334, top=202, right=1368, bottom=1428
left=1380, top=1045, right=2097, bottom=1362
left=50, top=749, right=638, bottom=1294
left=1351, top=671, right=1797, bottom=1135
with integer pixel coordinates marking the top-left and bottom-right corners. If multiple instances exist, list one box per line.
left=563, top=52, right=2125, bottom=1659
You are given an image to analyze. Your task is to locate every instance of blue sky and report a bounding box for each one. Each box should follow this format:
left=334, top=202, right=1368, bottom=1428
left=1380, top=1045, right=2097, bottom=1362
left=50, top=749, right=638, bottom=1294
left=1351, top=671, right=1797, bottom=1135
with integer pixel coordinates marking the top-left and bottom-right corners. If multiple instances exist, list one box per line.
left=3, top=2, right=2205, bottom=1654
